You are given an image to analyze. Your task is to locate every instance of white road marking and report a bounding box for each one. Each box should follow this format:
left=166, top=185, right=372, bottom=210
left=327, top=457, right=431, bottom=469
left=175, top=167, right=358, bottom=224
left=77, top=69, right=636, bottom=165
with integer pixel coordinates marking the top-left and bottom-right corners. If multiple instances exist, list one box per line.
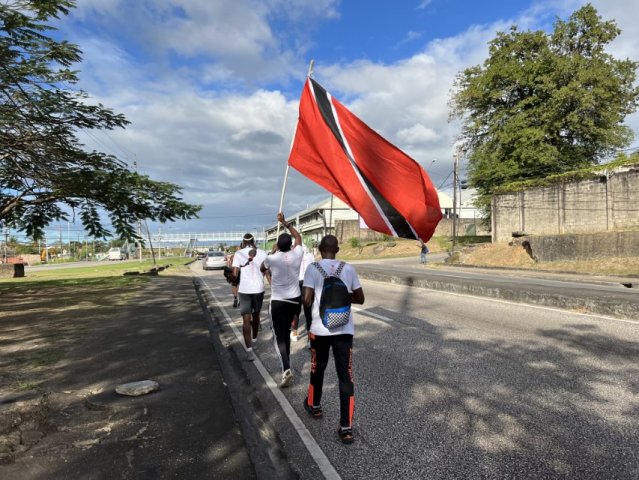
left=200, top=278, right=342, bottom=480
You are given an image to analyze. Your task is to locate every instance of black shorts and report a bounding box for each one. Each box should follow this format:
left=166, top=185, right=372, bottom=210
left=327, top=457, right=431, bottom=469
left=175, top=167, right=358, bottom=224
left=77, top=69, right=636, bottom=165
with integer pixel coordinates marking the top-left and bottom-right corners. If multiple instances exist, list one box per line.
left=238, top=292, right=264, bottom=316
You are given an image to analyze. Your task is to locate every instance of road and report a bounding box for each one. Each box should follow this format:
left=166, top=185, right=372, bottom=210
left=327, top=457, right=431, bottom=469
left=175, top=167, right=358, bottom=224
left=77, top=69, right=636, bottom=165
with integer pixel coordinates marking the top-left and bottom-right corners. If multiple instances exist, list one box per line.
left=197, top=264, right=639, bottom=479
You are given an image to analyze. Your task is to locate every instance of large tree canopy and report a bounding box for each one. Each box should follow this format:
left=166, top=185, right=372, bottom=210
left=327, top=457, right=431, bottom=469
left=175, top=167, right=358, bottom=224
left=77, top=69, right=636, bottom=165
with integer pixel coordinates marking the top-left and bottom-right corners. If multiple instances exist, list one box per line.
left=450, top=4, right=639, bottom=214
left=0, top=0, right=200, bottom=240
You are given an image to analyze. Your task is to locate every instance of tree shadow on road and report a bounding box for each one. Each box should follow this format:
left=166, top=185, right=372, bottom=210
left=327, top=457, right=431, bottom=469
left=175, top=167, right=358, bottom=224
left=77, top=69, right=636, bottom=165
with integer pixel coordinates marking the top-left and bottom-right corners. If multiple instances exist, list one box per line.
left=351, top=300, right=639, bottom=479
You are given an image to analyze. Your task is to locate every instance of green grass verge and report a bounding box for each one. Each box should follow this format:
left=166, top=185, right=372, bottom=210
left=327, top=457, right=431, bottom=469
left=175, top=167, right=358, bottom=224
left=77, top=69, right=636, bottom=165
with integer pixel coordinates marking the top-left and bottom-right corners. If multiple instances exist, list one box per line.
left=0, top=256, right=190, bottom=290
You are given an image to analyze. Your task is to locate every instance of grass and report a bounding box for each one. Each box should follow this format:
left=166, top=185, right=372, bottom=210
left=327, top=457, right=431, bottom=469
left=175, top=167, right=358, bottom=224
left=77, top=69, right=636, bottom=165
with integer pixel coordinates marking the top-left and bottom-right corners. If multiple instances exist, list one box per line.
left=0, top=256, right=191, bottom=291
left=29, top=348, right=66, bottom=368
left=15, top=381, right=40, bottom=391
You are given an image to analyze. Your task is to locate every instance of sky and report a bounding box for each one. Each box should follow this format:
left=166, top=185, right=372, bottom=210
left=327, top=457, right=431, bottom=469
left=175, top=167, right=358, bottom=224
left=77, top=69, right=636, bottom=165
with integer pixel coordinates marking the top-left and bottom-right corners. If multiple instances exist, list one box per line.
left=42, top=0, right=639, bottom=237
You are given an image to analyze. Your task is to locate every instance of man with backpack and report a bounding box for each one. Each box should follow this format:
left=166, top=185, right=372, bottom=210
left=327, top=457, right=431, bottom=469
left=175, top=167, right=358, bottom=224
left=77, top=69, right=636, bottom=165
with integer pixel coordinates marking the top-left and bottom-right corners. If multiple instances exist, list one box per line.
left=301, top=234, right=365, bottom=444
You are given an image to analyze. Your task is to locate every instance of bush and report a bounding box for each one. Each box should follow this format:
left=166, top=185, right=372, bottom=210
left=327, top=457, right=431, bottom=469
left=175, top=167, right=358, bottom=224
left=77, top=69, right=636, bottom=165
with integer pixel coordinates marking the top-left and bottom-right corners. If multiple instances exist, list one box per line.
left=349, top=237, right=361, bottom=248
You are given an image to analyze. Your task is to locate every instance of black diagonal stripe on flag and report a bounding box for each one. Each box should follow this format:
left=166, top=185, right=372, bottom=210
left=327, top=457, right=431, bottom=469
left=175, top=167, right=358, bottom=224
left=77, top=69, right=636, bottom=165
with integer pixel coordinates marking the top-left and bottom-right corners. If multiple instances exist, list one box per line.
left=310, top=79, right=416, bottom=239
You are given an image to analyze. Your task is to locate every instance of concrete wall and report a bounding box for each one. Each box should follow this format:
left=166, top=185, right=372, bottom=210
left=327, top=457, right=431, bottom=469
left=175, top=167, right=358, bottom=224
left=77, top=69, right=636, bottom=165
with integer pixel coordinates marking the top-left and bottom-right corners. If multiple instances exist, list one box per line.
left=492, top=165, right=639, bottom=242
left=524, top=231, right=639, bottom=262
left=335, top=218, right=490, bottom=244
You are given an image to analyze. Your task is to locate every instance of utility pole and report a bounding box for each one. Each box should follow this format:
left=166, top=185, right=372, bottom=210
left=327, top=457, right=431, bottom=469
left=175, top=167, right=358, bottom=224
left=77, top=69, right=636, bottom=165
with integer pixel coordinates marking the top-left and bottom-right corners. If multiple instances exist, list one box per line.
left=329, top=195, right=334, bottom=235
left=137, top=220, right=142, bottom=263
left=2, top=225, right=8, bottom=263
left=451, top=147, right=460, bottom=254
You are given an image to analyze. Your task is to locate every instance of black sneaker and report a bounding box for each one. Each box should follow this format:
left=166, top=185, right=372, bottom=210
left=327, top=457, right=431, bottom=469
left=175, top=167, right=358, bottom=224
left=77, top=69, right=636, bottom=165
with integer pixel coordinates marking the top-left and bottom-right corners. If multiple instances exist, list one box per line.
left=337, top=427, right=354, bottom=444
left=303, top=398, right=322, bottom=419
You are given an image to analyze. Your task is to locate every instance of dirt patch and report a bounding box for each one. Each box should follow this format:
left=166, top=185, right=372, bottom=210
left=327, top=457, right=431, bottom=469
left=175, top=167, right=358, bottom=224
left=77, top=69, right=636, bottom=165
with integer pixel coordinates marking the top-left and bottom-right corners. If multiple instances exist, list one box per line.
left=0, top=281, right=144, bottom=465
left=457, top=243, right=536, bottom=268
left=456, top=243, right=639, bottom=276
left=337, top=238, right=444, bottom=260
left=0, top=269, right=252, bottom=478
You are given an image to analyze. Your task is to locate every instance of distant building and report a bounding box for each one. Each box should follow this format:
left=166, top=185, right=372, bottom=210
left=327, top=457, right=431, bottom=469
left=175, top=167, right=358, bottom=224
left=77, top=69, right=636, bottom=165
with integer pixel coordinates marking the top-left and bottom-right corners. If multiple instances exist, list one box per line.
left=265, top=191, right=455, bottom=243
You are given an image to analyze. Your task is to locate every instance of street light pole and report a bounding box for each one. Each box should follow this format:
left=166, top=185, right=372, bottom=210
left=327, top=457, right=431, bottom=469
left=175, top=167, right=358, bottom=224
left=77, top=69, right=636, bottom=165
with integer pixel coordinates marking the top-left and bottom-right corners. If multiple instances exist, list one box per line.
left=451, top=147, right=460, bottom=254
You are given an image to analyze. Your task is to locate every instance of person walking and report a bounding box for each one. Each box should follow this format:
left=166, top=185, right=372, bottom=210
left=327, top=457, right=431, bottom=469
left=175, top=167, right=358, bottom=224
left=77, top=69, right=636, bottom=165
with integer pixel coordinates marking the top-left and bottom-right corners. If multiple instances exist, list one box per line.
left=290, top=243, right=315, bottom=342
left=261, top=213, right=303, bottom=387
left=232, top=233, right=267, bottom=361
left=419, top=240, right=429, bottom=264
left=301, top=235, right=365, bottom=444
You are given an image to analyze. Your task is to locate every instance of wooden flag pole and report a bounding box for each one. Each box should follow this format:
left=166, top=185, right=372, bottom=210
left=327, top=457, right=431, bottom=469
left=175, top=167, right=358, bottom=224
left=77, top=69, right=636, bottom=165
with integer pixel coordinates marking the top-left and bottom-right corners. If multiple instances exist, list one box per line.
left=276, top=60, right=315, bottom=239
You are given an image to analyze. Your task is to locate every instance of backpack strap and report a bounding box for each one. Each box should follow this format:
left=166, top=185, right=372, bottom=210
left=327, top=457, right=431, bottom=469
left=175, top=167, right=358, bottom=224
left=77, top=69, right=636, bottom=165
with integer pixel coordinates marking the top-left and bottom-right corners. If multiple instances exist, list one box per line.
left=312, top=262, right=328, bottom=278
left=313, top=261, right=345, bottom=278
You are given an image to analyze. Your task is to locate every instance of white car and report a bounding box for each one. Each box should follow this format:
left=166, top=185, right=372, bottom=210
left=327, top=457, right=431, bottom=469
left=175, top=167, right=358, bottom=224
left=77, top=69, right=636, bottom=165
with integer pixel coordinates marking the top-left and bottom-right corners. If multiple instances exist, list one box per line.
left=203, top=251, right=226, bottom=270
left=107, top=247, right=126, bottom=261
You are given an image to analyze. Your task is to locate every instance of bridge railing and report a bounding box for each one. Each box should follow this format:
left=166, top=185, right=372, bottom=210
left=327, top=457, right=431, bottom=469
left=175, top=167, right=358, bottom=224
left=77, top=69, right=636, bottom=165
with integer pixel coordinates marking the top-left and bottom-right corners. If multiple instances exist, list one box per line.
left=150, top=232, right=266, bottom=243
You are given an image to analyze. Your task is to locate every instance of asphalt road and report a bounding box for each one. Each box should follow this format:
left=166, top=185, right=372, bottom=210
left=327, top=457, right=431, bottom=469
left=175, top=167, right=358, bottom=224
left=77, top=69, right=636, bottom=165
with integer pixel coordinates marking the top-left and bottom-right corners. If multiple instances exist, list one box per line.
left=198, top=264, right=639, bottom=480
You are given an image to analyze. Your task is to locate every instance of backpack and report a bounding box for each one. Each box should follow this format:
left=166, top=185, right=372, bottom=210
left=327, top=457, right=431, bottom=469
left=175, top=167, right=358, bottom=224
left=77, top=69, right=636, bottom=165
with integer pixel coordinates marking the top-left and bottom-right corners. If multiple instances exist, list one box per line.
left=312, top=261, right=351, bottom=329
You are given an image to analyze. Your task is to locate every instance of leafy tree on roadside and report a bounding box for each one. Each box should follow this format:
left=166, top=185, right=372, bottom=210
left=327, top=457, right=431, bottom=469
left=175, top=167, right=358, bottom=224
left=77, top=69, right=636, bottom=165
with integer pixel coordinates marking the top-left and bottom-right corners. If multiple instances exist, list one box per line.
left=450, top=4, right=639, bottom=216
left=0, top=0, right=200, bottom=240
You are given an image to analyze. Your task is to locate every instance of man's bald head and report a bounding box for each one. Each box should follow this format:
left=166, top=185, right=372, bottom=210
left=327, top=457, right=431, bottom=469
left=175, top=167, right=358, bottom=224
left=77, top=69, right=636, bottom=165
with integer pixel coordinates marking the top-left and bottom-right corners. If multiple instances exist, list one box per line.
left=319, top=235, right=339, bottom=258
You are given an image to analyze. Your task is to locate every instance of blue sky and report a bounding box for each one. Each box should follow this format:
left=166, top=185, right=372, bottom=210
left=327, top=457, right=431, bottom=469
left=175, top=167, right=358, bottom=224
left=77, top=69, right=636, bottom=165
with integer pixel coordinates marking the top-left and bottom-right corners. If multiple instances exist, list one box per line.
left=38, top=0, right=639, bottom=238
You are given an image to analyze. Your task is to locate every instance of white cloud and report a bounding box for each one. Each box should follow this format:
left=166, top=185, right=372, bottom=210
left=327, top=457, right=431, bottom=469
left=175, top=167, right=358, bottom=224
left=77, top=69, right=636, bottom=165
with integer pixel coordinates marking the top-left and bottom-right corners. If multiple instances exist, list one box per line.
left=61, top=0, right=639, bottom=233
left=416, top=0, right=433, bottom=10
left=397, top=124, right=441, bottom=144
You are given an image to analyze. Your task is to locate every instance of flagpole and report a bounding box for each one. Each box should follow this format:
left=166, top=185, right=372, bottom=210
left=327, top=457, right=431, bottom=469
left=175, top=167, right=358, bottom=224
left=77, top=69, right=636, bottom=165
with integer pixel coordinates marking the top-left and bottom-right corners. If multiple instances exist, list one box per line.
left=276, top=60, right=315, bottom=239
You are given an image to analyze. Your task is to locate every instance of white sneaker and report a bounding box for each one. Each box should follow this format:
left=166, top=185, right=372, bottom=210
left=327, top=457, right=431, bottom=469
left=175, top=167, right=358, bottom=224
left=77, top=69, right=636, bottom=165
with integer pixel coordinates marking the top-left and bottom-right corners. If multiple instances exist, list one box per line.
left=290, top=331, right=298, bottom=342
left=251, top=336, right=258, bottom=344
left=246, top=348, right=256, bottom=362
left=279, top=369, right=293, bottom=388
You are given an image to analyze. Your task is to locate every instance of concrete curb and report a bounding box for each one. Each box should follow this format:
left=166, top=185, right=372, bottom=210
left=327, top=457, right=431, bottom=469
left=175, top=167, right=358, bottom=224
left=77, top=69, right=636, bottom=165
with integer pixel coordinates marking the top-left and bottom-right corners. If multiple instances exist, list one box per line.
left=356, top=269, right=639, bottom=320
left=192, top=278, right=298, bottom=480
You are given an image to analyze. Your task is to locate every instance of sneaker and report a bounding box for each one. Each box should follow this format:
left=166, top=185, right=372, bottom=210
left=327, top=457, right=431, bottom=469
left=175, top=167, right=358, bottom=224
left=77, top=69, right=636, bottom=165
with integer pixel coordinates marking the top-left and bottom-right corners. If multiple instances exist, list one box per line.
left=279, top=369, right=294, bottom=388
left=337, top=427, right=354, bottom=444
left=246, top=348, right=256, bottom=362
left=251, top=336, right=258, bottom=344
left=290, top=331, right=298, bottom=342
left=303, top=398, right=322, bottom=419
left=233, top=298, right=238, bottom=308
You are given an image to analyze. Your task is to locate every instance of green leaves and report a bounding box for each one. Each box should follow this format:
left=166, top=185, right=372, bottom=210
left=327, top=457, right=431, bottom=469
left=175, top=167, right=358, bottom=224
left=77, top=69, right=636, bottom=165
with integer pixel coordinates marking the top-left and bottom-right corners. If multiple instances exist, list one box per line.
left=0, top=1, right=201, bottom=240
left=450, top=4, right=639, bottom=218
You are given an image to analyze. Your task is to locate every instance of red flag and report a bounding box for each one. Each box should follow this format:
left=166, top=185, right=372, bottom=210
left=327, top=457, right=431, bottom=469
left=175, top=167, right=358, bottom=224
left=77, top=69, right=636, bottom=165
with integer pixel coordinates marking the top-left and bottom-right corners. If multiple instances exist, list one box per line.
left=288, top=78, right=442, bottom=241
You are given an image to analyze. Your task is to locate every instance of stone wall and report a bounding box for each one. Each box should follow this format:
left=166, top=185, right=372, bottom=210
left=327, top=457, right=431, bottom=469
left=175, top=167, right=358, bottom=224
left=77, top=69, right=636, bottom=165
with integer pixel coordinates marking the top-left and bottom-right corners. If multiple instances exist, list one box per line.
left=524, top=231, right=639, bottom=262
left=492, top=164, right=639, bottom=242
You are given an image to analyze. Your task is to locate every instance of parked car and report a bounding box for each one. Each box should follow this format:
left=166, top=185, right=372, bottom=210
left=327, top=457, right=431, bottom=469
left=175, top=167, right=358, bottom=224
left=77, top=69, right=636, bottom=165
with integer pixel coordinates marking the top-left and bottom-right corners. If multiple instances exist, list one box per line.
left=203, top=251, right=226, bottom=270
left=107, top=247, right=127, bottom=261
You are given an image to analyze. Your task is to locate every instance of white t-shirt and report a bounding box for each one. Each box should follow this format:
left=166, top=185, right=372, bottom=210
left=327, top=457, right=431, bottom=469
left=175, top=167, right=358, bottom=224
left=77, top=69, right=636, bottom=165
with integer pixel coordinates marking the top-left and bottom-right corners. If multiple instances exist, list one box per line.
left=299, top=249, right=315, bottom=281
left=303, top=259, right=361, bottom=336
left=263, top=245, right=303, bottom=300
left=232, top=247, right=267, bottom=294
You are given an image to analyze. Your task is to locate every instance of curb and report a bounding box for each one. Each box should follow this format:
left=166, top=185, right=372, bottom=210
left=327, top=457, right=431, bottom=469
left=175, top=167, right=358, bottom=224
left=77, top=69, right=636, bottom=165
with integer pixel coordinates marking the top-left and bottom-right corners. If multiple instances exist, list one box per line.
left=192, top=278, right=298, bottom=480
left=356, top=269, right=639, bottom=320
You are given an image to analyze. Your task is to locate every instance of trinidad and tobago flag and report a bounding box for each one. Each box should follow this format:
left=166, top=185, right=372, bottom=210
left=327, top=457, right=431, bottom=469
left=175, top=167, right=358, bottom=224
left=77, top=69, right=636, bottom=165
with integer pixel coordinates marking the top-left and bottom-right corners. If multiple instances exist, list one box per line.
left=288, top=78, right=442, bottom=242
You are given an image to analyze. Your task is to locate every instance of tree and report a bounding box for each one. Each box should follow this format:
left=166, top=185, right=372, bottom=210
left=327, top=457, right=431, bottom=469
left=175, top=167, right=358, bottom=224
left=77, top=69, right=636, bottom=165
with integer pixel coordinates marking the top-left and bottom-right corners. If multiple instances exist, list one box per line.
left=0, top=1, right=200, bottom=240
left=450, top=4, right=639, bottom=215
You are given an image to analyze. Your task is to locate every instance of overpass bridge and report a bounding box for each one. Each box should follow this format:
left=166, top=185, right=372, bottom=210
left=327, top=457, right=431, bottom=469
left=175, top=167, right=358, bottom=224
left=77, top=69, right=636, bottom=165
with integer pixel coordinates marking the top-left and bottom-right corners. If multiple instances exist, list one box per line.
left=142, top=232, right=268, bottom=256
left=149, top=232, right=266, bottom=248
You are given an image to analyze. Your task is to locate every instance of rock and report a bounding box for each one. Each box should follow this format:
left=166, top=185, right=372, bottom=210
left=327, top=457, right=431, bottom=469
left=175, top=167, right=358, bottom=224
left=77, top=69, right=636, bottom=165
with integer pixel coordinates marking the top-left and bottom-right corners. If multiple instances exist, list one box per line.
left=0, top=412, right=22, bottom=434
left=20, top=430, right=44, bottom=446
left=115, top=380, right=159, bottom=397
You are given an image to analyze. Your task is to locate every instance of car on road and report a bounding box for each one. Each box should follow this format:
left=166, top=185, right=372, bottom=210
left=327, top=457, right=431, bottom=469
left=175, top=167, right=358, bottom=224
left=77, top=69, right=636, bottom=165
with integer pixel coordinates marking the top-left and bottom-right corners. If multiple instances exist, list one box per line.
left=203, top=251, right=226, bottom=270
left=107, top=247, right=127, bottom=261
